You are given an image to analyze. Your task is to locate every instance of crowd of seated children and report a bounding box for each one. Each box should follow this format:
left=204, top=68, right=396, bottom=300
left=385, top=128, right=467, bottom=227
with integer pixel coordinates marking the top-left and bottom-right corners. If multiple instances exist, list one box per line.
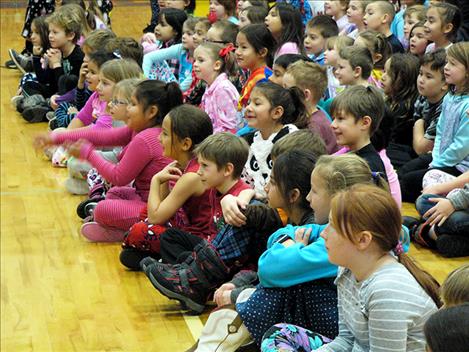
left=4, top=0, right=467, bottom=351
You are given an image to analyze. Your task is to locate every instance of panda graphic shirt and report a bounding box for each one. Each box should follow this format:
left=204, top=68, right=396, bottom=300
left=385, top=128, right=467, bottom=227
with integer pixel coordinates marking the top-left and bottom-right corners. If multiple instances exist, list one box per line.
left=241, top=124, right=298, bottom=198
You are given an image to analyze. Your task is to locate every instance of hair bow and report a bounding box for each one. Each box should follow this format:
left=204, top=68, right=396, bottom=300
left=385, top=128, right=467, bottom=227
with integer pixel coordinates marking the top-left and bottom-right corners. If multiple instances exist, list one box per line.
left=219, top=43, right=235, bottom=59
left=393, top=241, right=404, bottom=256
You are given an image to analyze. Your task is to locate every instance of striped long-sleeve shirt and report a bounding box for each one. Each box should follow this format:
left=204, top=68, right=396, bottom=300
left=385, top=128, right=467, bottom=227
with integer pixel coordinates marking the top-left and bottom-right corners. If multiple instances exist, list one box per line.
left=316, top=263, right=438, bottom=352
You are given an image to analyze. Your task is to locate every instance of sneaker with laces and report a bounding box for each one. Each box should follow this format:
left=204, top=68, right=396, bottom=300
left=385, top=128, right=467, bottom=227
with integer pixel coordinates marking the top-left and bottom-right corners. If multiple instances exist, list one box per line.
left=80, top=222, right=126, bottom=242
left=142, top=242, right=230, bottom=314
left=9, top=49, right=33, bottom=74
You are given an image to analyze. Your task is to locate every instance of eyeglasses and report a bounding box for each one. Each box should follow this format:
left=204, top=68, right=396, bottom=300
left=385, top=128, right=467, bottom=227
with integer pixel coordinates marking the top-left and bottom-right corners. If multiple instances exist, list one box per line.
left=109, top=99, right=129, bottom=107
left=204, top=38, right=230, bottom=44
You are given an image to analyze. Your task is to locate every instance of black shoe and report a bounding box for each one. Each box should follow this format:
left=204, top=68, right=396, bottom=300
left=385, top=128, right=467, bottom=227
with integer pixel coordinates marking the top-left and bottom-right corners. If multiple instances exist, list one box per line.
left=120, top=248, right=160, bottom=270
left=9, top=49, right=33, bottom=75
left=436, top=235, right=469, bottom=258
left=5, top=59, right=17, bottom=69
left=22, top=105, right=50, bottom=123
left=77, top=197, right=103, bottom=219
left=402, top=216, right=421, bottom=230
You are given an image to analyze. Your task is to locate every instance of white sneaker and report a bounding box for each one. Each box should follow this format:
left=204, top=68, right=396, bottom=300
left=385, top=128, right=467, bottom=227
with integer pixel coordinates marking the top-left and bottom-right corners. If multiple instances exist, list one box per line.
left=51, top=146, right=68, bottom=167
left=10, top=95, right=23, bottom=110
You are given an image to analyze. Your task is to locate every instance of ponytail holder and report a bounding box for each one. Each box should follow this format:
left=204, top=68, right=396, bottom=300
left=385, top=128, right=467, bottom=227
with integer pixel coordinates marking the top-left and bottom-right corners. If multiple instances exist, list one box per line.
left=393, top=241, right=404, bottom=256
left=112, top=50, right=122, bottom=59
left=371, top=171, right=381, bottom=184
left=219, top=43, right=235, bottom=60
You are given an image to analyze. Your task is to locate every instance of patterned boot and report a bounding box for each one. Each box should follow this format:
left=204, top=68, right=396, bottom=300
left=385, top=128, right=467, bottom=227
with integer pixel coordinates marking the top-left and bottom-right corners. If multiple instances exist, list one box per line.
left=142, top=241, right=230, bottom=314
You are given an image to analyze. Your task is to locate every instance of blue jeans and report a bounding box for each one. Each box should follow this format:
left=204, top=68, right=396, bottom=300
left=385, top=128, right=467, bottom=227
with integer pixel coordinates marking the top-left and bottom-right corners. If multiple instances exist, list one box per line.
left=416, top=194, right=469, bottom=237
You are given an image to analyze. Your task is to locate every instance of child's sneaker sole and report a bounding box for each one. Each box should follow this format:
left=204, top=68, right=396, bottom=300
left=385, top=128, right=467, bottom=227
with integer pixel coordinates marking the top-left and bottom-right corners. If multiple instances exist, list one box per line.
left=80, top=222, right=125, bottom=242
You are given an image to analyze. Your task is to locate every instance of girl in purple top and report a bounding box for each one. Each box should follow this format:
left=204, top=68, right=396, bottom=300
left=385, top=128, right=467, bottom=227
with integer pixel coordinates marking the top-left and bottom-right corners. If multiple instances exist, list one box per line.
left=264, top=3, right=304, bottom=61
left=34, top=80, right=183, bottom=242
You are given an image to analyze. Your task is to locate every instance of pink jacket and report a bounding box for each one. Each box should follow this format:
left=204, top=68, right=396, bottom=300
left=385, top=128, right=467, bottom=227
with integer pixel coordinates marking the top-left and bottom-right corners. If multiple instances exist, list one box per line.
left=200, top=73, right=239, bottom=133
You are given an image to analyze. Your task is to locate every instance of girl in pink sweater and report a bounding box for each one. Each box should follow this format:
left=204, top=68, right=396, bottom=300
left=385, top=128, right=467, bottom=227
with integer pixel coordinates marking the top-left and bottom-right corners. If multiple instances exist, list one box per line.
left=194, top=42, right=239, bottom=133
left=34, top=80, right=184, bottom=242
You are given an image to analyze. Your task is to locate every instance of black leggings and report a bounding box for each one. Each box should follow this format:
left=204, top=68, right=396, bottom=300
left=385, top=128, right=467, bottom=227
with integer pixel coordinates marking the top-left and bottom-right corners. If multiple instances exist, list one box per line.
left=398, top=154, right=462, bottom=202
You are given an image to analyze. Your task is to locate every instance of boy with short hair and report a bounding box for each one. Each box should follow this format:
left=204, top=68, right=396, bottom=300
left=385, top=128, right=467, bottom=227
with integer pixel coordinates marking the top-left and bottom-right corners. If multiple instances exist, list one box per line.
left=141, top=133, right=253, bottom=313
left=330, top=85, right=387, bottom=177
left=335, top=46, right=373, bottom=87
left=398, top=49, right=449, bottom=202
left=412, top=49, right=448, bottom=155
left=44, top=5, right=84, bottom=95
left=283, top=60, right=338, bottom=154
left=304, top=15, right=339, bottom=65
left=402, top=5, right=426, bottom=46
left=364, top=0, right=405, bottom=53
left=19, top=4, right=84, bottom=121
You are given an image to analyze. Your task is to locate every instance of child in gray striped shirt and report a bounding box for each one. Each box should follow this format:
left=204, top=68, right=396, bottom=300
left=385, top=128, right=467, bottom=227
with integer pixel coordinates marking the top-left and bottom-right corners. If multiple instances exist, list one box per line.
left=261, top=184, right=441, bottom=352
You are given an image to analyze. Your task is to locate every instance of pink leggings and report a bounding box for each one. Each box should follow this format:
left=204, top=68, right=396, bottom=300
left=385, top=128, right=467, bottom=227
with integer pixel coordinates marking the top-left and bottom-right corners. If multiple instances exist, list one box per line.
left=93, top=186, right=146, bottom=231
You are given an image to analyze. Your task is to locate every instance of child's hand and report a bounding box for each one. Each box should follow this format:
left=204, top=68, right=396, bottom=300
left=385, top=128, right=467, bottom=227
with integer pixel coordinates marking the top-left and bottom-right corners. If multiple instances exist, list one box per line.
left=46, top=48, right=62, bottom=68
left=33, top=45, right=43, bottom=56
left=64, top=139, right=88, bottom=159
left=67, top=106, right=78, bottom=114
left=141, top=32, right=157, bottom=44
left=50, top=94, right=60, bottom=110
left=154, top=161, right=182, bottom=183
left=33, top=133, right=54, bottom=149
left=221, top=194, right=247, bottom=227
left=78, top=61, right=88, bottom=86
left=213, top=283, right=235, bottom=307
left=294, top=227, right=312, bottom=246
left=423, top=198, right=456, bottom=227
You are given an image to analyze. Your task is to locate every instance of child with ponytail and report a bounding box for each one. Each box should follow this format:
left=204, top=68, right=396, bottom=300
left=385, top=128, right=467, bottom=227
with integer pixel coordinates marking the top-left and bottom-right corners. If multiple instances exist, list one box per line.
left=34, top=80, right=183, bottom=242
left=262, top=183, right=439, bottom=352
left=242, top=81, right=309, bottom=197
left=194, top=42, right=240, bottom=133
left=119, top=105, right=214, bottom=270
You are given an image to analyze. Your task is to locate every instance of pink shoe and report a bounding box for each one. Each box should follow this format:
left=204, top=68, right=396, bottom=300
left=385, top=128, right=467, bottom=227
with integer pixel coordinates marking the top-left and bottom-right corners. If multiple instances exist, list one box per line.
left=80, top=222, right=125, bottom=242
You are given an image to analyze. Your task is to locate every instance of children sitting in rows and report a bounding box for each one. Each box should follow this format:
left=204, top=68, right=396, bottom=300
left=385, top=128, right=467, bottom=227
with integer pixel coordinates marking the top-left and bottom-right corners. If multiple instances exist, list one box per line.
left=19, top=3, right=469, bottom=351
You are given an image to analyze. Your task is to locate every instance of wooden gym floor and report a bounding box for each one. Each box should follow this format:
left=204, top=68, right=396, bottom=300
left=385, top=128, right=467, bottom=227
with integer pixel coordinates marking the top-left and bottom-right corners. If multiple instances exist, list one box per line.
left=1, top=3, right=467, bottom=351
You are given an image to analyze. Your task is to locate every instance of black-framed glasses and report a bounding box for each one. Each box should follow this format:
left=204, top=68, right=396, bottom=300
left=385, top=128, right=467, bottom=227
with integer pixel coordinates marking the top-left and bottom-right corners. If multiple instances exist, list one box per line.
left=204, top=38, right=230, bottom=44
